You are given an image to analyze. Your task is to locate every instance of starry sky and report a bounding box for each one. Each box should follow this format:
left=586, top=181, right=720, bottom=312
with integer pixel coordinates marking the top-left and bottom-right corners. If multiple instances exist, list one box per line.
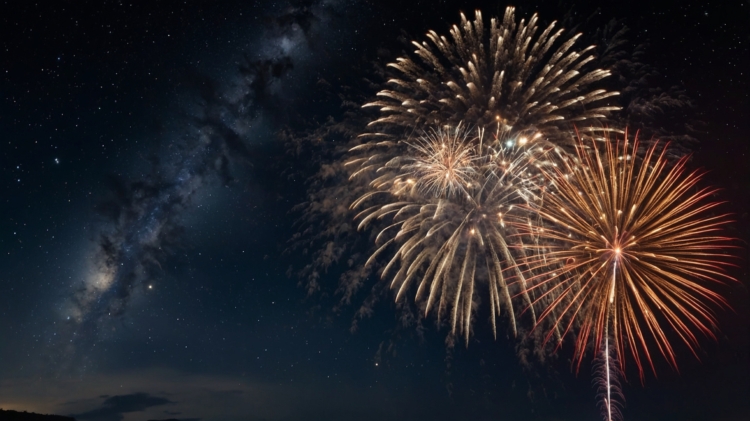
left=1, top=1, right=748, bottom=421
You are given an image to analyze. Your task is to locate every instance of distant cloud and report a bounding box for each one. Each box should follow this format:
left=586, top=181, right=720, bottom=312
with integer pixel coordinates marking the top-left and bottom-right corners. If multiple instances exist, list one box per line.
left=73, top=393, right=173, bottom=421
left=148, top=419, right=201, bottom=421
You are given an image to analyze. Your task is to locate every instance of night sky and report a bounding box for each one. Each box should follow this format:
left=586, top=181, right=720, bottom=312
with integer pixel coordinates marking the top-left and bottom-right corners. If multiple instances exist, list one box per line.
left=1, top=1, right=748, bottom=421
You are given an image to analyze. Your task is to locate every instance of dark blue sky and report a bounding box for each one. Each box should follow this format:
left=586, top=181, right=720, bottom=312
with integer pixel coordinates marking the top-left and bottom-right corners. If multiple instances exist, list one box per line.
left=1, top=1, right=748, bottom=420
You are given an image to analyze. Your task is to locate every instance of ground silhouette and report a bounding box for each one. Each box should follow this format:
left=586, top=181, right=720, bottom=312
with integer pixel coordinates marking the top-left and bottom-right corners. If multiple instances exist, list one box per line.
left=0, top=409, right=75, bottom=421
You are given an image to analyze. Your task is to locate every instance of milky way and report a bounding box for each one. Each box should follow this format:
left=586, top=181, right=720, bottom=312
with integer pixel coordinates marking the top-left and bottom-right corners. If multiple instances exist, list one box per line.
left=64, top=0, right=345, bottom=341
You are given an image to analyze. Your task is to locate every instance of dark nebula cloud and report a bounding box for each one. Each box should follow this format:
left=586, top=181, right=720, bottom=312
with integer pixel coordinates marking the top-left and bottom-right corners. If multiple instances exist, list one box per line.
left=73, top=393, right=173, bottom=421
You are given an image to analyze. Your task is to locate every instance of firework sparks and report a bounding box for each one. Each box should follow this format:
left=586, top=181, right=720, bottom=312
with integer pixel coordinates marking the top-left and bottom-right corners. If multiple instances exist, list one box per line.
left=403, top=125, right=478, bottom=198
left=518, top=132, right=735, bottom=379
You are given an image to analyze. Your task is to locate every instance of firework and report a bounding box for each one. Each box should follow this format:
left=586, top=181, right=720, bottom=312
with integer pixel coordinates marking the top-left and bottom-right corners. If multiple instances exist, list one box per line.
left=402, top=125, right=478, bottom=198
left=363, top=7, right=620, bottom=144
left=337, top=7, right=628, bottom=341
left=518, top=132, right=735, bottom=378
left=351, top=123, right=562, bottom=342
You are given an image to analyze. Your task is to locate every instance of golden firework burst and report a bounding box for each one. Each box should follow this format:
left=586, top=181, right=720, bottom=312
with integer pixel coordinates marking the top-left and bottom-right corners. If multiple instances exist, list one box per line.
left=363, top=7, right=620, bottom=143
left=518, top=132, right=735, bottom=378
left=351, top=124, right=561, bottom=342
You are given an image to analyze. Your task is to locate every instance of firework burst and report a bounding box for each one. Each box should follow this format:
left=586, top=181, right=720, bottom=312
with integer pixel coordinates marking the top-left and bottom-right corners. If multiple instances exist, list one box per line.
left=402, top=125, right=478, bottom=198
left=351, top=123, right=564, bottom=342
left=518, top=132, right=735, bottom=379
left=363, top=7, right=620, bottom=144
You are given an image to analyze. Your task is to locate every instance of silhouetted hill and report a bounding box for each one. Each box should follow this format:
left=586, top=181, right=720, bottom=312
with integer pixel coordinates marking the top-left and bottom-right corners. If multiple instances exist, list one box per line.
left=0, top=409, right=75, bottom=421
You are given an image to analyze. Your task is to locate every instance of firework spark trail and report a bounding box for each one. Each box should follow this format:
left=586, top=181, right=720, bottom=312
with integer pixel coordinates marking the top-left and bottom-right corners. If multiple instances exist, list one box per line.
left=595, top=324, right=624, bottom=421
left=598, top=261, right=624, bottom=421
left=516, top=131, right=735, bottom=378
left=605, top=335, right=613, bottom=421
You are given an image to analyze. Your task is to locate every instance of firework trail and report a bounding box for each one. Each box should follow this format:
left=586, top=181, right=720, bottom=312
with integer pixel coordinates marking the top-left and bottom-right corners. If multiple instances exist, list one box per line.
left=593, top=329, right=625, bottom=421
left=517, top=132, right=735, bottom=379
